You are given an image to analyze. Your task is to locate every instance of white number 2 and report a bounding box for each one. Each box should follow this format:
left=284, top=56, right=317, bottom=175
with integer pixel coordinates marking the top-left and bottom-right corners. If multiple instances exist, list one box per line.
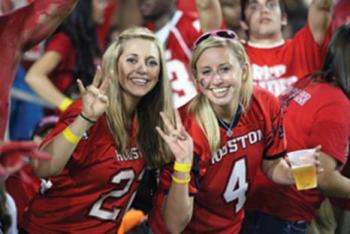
left=89, top=170, right=135, bottom=221
left=223, top=158, right=249, bottom=212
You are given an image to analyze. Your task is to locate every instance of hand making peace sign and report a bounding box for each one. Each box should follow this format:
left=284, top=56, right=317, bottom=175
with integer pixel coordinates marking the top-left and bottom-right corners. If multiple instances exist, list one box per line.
left=77, top=66, right=110, bottom=122
left=156, top=110, right=193, bottom=164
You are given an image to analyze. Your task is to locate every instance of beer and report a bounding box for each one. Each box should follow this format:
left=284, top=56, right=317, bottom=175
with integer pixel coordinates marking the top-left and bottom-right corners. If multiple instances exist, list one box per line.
left=292, top=164, right=317, bottom=190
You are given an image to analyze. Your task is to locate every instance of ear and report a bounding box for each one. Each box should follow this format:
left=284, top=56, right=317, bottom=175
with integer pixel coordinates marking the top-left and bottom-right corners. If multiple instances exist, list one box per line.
left=240, top=20, right=249, bottom=31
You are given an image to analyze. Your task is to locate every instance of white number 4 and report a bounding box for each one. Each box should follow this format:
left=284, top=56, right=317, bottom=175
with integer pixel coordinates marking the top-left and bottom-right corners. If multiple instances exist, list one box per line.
left=223, top=158, right=249, bottom=213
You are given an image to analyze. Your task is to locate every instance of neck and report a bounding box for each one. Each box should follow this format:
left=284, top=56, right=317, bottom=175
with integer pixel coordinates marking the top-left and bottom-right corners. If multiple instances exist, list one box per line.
left=122, top=93, right=139, bottom=118
left=214, top=102, right=239, bottom=123
left=248, top=33, right=284, bottom=46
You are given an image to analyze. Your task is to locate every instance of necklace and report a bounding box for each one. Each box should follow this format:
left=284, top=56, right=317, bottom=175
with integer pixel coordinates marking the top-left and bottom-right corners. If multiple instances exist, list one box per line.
left=218, top=117, right=235, bottom=137
left=217, top=105, right=242, bottom=138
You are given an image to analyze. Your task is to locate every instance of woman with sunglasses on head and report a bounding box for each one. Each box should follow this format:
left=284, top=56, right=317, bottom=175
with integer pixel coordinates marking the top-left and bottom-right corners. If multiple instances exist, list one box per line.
left=148, top=30, right=321, bottom=234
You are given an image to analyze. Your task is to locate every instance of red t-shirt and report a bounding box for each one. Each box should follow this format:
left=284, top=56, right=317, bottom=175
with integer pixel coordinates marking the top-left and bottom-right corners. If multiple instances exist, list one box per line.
left=150, top=10, right=201, bottom=108
left=46, top=32, right=76, bottom=95
left=245, top=80, right=350, bottom=222
left=149, top=87, right=287, bottom=233
left=244, top=22, right=330, bottom=97
left=23, top=100, right=146, bottom=233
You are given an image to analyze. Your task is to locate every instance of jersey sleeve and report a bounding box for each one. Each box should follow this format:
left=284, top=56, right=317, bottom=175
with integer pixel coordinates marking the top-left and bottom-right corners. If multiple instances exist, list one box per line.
left=46, top=32, right=73, bottom=57
left=308, top=102, right=350, bottom=165
left=262, top=91, right=287, bottom=160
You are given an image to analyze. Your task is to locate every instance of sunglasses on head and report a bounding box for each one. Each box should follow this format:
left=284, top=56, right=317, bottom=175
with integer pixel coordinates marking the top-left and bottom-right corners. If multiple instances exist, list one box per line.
left=193, top=29, right=238, bottom=48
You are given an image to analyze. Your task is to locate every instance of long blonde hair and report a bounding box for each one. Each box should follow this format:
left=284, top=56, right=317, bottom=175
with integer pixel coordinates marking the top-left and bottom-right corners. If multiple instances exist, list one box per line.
left=101, top=27, right=174, bottom=168
left=189, top=37, right=253, bottom=154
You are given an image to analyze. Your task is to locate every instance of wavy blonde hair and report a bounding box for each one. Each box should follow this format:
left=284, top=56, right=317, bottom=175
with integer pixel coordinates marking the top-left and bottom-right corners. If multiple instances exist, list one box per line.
left=101, top=27, right=174, bottom=168
left=189, top=37, right=253, bottom=154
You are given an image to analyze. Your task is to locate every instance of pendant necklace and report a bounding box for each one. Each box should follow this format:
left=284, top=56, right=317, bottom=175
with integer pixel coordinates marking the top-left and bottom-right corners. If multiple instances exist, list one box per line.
left=217, top=104, right=242, bottom=138
left=218, top=117, right=235, bottom=137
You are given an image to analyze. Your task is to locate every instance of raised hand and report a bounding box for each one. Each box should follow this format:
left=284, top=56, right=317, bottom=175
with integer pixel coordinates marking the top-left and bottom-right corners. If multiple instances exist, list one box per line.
left=156, top=110, right=193, bottom=164
left=77, top=66, right=110, bottom=122
left=0, top=141, right=50, bottom=179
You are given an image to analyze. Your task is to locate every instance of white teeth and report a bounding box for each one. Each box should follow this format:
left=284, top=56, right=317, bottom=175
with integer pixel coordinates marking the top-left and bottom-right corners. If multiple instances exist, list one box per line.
left=131, top=78, right=147, bottom=85
left=212, top=87, right=228, bottom=94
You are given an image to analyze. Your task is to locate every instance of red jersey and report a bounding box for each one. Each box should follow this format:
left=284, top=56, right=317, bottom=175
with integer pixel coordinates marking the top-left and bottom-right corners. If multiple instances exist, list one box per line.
left=46, top=32, right=76, bottom=96
left=0, top=0, right=77, bottom=139
left=149, top=87, right=287, bottom=233
left=153, top=10, right=201, bottom=108
left=23, top=100, right=146, bottom=233
left=246, top=80, right=350, bottom=222
left=245, top=22, right=330, bottom=97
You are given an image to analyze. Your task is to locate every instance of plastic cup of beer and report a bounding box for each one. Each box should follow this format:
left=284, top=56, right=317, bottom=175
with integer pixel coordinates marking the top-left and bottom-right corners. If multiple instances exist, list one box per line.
left=287, top=149, right=317, bottom=190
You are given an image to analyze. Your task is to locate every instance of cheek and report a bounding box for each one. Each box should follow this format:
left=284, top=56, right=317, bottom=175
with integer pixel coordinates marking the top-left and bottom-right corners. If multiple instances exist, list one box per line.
left=198, top=77, right=211, bottom=90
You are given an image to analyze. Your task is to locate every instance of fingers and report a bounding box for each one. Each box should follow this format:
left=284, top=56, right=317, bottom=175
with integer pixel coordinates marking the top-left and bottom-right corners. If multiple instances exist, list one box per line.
left=99, top=74, right=111, bottom=92
left=77, top=79, right=86, bottom=95
left=160, top=112, right=175, bottom=133
left=92, top=66, right=102, bottom=87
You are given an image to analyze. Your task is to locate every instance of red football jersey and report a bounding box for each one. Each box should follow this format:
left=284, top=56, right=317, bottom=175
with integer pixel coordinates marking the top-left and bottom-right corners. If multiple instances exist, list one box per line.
left=23, top=100, right=146, bottom=233
left=149, top=87, right=287, bottom=233
left=245, top=22, right=330, bottom=97
left=153, top=10, right=201, bottom=108
left=246, top=80, right=350, bottom=222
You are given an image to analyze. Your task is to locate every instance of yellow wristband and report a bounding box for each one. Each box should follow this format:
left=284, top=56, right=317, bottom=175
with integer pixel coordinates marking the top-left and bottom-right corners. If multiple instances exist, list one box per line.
left=62, top=127, right=80, bottom=144
left=59, top=98, right=73, bottom=112
left=174, top=162, right=192, bottom=173
left=172, top=175, right=191, bottom=184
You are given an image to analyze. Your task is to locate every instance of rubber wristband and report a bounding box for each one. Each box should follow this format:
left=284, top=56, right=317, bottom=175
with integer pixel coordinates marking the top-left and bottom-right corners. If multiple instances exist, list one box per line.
left=58, top=98, right=73, bottom=112
left=172, top=175, right=191, bottom=184
left=174, top=162, right=192, bottom=173
left=80, top=113, right=96, bottom=124
left=62, top=127, right=80, bottom=144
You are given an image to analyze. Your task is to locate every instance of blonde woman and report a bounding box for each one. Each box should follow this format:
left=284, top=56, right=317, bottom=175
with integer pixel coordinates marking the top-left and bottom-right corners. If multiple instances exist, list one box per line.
left=149, top=30, right=320, bottom=234
left=23, top=27, right=175, bottom=233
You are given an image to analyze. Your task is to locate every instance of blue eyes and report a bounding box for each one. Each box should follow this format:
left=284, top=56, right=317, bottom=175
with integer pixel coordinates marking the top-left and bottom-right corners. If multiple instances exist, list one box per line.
left=126, top=58, right=158, bottom=67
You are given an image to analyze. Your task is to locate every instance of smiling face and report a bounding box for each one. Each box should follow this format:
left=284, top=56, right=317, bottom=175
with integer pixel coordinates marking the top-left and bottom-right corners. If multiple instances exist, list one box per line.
left=117, top=38, right=161, bottom=104
left=242, top=0, right=287, bottom=41
left=196, top=46, right=245, bottom=113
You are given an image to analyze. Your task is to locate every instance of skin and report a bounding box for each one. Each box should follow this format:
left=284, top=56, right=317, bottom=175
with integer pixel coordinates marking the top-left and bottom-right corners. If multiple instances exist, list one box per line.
left=118, top=38, right=161, bottom=114
left=242, top=0, right=287, bottom=44
left=92, top=0, right=108, bottom=25
left=196, top=46, right=245, bottom=122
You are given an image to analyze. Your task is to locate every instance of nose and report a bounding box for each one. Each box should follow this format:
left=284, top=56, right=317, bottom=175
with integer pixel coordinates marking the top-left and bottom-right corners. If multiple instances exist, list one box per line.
left=211, top=72, right=223, bottom=84
left=137, top=61, right=147, bottom=74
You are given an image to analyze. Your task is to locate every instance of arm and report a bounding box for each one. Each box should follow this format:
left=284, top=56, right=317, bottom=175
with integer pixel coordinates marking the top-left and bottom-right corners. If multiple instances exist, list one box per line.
left=195, top=0, right=222, bottom=32
left=156, top=111, right=194, bottom=233
left=25, top=51, right=68, bottom=108
left=308, top=0, right=332, bottom=45
left=317, top=151, right=350, bottom=198
left=20, top=0, right=78, bottom=51
left=262, top=158, right=294, bottom=185
left=32, top=68, right=110, bottom=178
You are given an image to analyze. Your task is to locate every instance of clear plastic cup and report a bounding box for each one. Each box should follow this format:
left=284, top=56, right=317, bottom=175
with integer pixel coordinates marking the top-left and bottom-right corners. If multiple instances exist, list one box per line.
left=287, top=149, right=317, bottom=190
